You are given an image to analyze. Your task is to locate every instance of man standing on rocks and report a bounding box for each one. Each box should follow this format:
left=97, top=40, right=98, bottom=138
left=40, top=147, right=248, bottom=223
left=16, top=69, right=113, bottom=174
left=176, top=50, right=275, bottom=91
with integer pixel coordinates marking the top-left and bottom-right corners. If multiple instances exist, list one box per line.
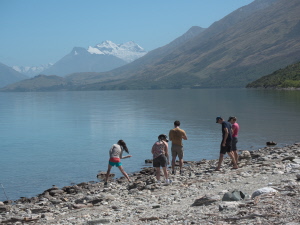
left=228, top=116, right=240, bottom=164
left=215, top=116, right=238, bottom=171
left=169, top=120, right=188, bottom=175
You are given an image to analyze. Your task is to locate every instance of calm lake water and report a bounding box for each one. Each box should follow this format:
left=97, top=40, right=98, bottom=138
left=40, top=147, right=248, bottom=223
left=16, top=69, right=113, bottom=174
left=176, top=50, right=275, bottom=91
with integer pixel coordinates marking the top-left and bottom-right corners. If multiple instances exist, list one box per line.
left=0, top=89, right=300, bottom=201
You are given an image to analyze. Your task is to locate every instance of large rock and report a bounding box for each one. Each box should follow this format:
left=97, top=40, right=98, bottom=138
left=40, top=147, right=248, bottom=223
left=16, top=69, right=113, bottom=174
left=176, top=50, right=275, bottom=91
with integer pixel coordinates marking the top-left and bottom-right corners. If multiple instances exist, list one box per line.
left=239, top=151, right=251, bottom=160
left=192, top=195, right=218, bottom=206
left=251, top=187, right=278, bottom=199
left=219, top=202, right=242, bottom=211
left=222, top=190, right=246, bottom=201
left=0, top=205, right=11, bottom=212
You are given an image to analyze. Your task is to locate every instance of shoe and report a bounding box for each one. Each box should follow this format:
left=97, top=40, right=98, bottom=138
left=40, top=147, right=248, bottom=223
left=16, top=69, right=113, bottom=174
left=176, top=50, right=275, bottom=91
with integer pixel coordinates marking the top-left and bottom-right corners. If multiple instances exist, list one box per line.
left=157, top=180, right=161, bottom=184
left=165, top=179, right=172, bottom=184
left=180, top=170, right=184, bottom=175
left=104, top=182, right=108, bottom=186
left=172, top=170, right=175, bottom=175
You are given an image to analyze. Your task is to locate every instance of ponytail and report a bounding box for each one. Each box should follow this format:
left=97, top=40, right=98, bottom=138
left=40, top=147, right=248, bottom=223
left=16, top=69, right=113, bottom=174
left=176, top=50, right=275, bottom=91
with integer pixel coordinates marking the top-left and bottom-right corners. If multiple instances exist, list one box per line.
left=117, top=140, right=129, bottom=154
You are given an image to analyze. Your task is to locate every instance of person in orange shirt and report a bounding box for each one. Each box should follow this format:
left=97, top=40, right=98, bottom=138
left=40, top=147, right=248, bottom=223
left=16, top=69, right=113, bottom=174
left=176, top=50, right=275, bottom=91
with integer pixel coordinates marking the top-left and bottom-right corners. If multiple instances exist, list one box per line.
left=169, top=120, right=187, bottom=175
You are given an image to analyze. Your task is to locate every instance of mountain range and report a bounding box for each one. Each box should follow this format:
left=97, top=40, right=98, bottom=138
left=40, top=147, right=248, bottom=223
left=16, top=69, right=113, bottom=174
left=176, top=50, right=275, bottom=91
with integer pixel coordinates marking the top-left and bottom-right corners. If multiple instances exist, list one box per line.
left=12, top=63, right=53, bottom=77
left=84, top=0, right=299, bottom=90
left=2, top=0, right=300, bottom=91
left=41, top=41, right=147, bottom=76
left=0, top=41, right=147, bottom=88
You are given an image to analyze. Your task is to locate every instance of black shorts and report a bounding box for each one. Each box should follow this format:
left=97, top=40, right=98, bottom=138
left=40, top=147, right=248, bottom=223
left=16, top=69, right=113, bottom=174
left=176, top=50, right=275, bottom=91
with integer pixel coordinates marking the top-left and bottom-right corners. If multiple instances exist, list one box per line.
left=153, top=154, right=167, bottom=168
left=220, top=141, right=232, bottom=154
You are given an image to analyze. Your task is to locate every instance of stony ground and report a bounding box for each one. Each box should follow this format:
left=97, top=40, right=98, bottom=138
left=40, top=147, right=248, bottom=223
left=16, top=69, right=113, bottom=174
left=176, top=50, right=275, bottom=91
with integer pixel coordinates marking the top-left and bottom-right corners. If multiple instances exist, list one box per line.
left=1, top=143, right=300, bottom=225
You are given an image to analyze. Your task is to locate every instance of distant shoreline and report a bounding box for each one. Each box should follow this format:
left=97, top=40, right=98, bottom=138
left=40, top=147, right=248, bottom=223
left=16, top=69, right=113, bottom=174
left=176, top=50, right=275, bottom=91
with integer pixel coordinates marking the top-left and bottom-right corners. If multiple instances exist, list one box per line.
left=246, top=87, right=300, bottom=90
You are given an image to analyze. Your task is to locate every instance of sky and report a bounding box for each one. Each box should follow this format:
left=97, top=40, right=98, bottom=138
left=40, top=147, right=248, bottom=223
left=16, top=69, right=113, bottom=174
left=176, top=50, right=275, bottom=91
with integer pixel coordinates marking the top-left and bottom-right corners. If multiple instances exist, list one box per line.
left=0, top=0, right=254, bottom=67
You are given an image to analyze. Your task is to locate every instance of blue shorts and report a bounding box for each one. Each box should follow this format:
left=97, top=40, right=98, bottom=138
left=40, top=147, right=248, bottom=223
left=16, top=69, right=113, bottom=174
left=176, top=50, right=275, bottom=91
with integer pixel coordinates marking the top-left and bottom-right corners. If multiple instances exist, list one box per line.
left=109, top=161, right=122, bottom=167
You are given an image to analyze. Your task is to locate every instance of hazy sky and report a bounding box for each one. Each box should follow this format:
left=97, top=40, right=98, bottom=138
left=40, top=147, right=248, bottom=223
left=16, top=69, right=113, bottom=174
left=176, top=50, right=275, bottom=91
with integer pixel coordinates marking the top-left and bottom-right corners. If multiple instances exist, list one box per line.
left=0, top=0, right=254, bottom=67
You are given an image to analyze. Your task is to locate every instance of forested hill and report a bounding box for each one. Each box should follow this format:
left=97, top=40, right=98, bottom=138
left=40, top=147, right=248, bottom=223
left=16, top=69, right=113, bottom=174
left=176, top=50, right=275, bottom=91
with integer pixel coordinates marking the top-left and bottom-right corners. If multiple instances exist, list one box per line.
left=246, top=61, right=300, bottom=88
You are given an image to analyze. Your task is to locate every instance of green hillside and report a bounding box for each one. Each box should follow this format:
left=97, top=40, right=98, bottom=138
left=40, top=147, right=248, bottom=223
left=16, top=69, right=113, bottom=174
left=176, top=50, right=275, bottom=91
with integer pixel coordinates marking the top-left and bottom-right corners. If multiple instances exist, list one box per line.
left=246, top=61, right=300, bottom=88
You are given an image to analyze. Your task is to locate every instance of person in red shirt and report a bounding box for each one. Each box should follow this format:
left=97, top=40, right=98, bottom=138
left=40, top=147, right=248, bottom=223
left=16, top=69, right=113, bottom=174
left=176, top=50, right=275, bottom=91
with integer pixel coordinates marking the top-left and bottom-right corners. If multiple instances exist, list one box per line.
left=228, top=116, right=240, bottom=164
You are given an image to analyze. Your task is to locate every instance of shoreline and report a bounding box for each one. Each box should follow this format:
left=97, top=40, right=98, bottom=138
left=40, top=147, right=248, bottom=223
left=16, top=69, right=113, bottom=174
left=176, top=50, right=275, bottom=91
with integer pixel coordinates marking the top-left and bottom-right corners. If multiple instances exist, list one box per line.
left=1, top=143, right=300, bottom=224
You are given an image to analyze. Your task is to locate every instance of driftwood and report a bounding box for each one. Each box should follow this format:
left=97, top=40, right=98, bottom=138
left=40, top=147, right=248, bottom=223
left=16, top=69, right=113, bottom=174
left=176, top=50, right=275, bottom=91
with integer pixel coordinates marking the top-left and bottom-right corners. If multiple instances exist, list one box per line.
left=139, top=216, right=160, bottom=221
left=223, top=213, right=278, bottom=221
left=1, top=217, right=39, bottom=224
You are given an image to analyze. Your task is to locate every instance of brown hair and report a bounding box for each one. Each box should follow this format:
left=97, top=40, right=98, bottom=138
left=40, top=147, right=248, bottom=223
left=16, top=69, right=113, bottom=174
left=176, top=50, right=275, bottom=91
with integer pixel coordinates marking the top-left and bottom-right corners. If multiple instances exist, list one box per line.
left=174, top=120, right=180, bottom=126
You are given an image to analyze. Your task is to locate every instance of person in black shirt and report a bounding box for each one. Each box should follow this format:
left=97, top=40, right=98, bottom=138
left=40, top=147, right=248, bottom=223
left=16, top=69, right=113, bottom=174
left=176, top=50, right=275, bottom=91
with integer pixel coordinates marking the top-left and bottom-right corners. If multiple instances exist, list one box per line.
left=215, top=116, right=238, bottom=171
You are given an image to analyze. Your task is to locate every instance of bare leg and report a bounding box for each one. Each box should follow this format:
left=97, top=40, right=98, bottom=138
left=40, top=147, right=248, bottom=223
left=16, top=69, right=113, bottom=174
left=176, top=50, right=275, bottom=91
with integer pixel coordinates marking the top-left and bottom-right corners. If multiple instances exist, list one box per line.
left=155, top=167, right=161, bottom=181
left=216, top=154, right=224, bottom=170
left=228, top=152, right=238, bottom=169
left=179, top=158, right=184, bottom=172
left=118, top=166, right=131, bottom=182
left=105, top=164, right=113, bottom=182
left=171, top=155, right=176, bottom=172
left=233, top=150, right=238, bottom=164
left=162, top=167, right=168, bottom=180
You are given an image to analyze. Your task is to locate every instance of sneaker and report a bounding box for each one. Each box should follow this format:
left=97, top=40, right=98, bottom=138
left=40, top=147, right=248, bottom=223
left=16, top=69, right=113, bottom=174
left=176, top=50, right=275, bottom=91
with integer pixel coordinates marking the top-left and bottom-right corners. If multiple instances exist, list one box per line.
left=172, top=170, right=175, bottom=175
left=180, top=170, right=184, bottom=175
left=104, top=182, right=108, bottom=186
left=165, top=179, right=172, bottom=184
left=157, top=180, right=161, bottom=184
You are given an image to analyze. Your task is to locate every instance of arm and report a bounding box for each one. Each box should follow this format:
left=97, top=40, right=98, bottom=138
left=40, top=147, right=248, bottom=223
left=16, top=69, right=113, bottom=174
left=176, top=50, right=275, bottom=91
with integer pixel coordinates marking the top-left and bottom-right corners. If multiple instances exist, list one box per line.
left=151, top=144, right=155, bottom=154
left=182, top=131, right=187, bottom=140
left=121, top=155, right=132, bottom=159
left=223, top=127, right=229, bottom=146
left=168, top=130, right=173, bottom=141
left=163, top=141, right=170, bottom=164
left=232, top=124, right=236, bottom=133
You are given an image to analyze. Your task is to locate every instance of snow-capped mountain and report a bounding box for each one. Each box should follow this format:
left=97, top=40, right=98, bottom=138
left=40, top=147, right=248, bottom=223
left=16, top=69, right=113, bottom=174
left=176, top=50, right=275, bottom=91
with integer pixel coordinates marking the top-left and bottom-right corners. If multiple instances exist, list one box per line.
left=41, top=40, right=147, bottom=76
left=87, top=40, right=147, bottom=63
left=12, top=63, right=53, bottom=77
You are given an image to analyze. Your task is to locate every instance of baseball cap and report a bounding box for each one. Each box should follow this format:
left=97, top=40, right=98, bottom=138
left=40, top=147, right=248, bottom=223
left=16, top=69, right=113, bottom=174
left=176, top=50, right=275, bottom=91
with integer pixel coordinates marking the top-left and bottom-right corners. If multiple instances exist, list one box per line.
left=216, top=116, right=222, bottom=123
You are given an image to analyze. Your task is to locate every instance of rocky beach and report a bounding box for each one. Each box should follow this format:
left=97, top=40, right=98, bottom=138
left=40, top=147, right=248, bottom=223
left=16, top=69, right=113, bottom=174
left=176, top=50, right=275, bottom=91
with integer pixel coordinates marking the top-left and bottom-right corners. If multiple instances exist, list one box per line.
left=1, top=143, right=300, bottom=225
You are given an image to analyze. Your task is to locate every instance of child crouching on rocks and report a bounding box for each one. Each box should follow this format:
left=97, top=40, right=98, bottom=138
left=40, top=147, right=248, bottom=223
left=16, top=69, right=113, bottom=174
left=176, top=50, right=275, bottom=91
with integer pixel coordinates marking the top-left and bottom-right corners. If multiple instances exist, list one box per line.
left=151, top=134, right=172, bottom=184
left=105, top=140, right=132, bottom=185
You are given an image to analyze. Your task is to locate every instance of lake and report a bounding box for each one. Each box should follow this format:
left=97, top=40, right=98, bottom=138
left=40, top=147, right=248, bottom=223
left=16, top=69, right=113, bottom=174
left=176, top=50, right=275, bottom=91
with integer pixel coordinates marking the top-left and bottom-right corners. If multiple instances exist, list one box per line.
left=0, top=88, right=300, bottom=201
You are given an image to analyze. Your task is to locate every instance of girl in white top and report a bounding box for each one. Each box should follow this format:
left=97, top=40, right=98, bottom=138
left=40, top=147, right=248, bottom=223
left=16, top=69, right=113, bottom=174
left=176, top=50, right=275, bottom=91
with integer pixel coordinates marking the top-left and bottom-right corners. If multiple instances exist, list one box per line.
left=105, top=140, right=132, bottom=185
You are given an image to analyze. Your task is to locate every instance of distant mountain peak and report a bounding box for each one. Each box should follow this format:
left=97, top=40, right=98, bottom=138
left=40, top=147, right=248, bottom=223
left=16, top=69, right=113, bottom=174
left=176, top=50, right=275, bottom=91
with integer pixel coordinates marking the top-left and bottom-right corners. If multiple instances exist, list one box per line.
left=12, top=63, right=53, bottom=77
left=88, top=40, right=147, bottom=62
left=71, top=47, right=89, bottom=56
